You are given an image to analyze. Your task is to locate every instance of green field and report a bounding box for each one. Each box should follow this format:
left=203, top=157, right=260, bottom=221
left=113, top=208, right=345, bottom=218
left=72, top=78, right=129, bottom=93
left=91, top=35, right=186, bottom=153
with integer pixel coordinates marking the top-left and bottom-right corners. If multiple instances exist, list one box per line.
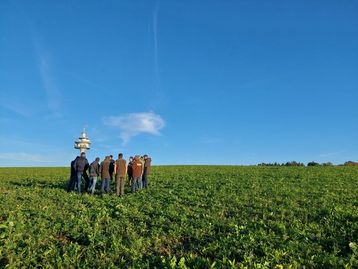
left=0, top=166, right=357, bottom=268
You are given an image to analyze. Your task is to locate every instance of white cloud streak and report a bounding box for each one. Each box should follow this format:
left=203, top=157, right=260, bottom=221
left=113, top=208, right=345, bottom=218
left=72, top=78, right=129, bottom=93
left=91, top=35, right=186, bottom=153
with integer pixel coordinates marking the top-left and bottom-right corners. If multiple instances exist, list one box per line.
left=103, top=112, right=165, bottom=144
left=32, top=33, right=62, bottom=116
left=0, top=136, right=75, bottom=166
left=0, top=151, right=73, bottom=166
left=153, top=2, right=160, bottom=86
left=0, top=152, right=50, bottom=163
left=39, top=52, right=61, bottom=115
left=0, top=99, right=34, bottom=117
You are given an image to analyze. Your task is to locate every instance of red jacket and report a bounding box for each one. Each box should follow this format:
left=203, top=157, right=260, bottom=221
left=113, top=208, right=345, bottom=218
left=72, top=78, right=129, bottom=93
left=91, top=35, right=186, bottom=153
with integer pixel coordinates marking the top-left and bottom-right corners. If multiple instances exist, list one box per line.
left=132, top=159, right=143, bottom=177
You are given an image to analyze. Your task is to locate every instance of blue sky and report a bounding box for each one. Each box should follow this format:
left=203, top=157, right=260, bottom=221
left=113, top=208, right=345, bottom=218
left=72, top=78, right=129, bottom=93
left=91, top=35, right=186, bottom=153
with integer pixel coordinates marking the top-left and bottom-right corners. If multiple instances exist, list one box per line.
left=0, top=0, right=357, bottom=166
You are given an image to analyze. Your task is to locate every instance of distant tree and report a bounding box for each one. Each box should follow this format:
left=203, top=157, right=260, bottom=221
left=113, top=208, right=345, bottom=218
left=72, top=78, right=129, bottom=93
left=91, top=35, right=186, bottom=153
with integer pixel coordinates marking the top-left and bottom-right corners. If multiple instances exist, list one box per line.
left=259, top=161, right=306, bottom=167
left=258, top=162, right=282, bottom=166
left=285, top=161, right=305, bottom=167
left=307, top=161, right=320, bottom=167
left=322, top=162, right=333, bottom=166
left=344, top=161, right=358, bottom=166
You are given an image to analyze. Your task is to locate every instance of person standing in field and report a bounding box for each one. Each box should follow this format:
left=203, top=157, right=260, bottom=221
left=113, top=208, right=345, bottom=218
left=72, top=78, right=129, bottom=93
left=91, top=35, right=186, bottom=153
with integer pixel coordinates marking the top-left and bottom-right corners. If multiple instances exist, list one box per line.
left=140, top=156, right=145, bottom=187
left=89, top=157, right=101, bottom=195
left=101, top=156, right=111, bottom=194
left=114, top=153, right=127, bottom=197
left=131, top=155, right=143, bottom=192
left=73, top=152, right=90, bottom=194
left=67, top=157, right=78, bottom=192
left=140, top=156, right=145, bottom=189
left=127, top=156, right=133, bottom=187
left=109, top=155, right=115, bottom=181
left=142, top=154, right=151, bottom=189
left=140, top=156, right=145, bottom=168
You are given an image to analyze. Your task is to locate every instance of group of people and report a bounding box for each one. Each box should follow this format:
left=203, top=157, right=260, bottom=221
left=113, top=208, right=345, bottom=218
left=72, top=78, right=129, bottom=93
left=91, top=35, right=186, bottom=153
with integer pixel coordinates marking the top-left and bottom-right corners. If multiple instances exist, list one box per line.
left=66, top=152, right=152, bottom=196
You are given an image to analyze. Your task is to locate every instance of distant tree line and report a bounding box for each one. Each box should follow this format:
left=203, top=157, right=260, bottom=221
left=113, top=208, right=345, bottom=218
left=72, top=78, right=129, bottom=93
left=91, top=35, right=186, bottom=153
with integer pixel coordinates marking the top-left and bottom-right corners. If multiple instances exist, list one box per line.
left=258, top=161, right=305, bottom=167
left=257, top=161, right=358, bottom=167
left=343, top=161, right=358, bottom=166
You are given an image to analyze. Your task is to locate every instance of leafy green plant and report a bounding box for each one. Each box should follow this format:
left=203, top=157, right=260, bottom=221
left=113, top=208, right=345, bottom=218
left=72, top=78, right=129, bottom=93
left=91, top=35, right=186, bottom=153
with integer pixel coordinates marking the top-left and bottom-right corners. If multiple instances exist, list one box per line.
left=0, top=166, right=357, bottom=268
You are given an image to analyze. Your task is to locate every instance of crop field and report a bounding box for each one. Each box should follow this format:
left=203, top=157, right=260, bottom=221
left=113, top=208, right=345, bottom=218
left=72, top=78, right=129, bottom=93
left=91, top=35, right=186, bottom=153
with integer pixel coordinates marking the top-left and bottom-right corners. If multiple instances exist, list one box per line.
left=0, top=166, right=357, bottom=268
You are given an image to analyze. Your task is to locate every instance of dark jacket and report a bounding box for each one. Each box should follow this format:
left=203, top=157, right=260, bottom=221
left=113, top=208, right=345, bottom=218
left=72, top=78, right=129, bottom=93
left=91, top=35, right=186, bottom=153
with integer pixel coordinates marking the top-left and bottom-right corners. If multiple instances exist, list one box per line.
left=89, top=161, right=100, bottom=177
left=109, top=159, right=115, bottom=175
left=144, top=158, right=151, bottom=175
left=127, top=161, right=133, bottom=177
left=73, top=156, right=89, bottom=173
left=70, top=159, right=77, bottom=178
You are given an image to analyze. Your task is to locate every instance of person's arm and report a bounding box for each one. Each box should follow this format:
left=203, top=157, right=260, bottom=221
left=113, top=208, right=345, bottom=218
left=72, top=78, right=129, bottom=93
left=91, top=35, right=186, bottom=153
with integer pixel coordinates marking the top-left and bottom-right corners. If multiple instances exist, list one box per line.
left=72, top=160, right=76, bottom=171
left=72, top=158, right=78, bottom=172
left=97, top=163, right=101, bottom=176
left=85, top=160, right=89, bottom=172
left=114, top=163, right=117, bottom=175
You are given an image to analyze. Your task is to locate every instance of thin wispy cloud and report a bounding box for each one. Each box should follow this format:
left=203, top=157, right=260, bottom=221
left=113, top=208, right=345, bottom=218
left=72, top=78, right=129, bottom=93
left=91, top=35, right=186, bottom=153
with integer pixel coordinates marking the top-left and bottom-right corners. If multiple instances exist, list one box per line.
left=39, top=53, right=61, bottom=115
left=0, top=151, right=75, bottom=166
left=0, top=99, right=34, bottom=117
left=103, top=112, right=165, bottom=144
left=149, top=0, right=167, bottom=108
left=200, top=137, right=223, bottom=144
left=0, top=152, right=50, bottom=163
left=0, top=135, right=74, bottom=166
left=319, top=151, right=346, bottom=158
left=0, top=151, right=73, bottom=166
left=32, top=34, right=62, bottom=117
left=153, top=1, right=160, bottom=87
left=67, top=72, right=101, bottom=89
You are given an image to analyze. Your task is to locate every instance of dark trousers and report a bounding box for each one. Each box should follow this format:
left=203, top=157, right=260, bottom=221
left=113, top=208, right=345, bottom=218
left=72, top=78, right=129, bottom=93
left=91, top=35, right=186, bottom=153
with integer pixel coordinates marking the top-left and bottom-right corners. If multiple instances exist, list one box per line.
left=128, top=172, right=133, bottom=186
left=83, top=172, right=90, bottom=192
left=142, top=172, right=149, bottom=188
left=67, top=175, right=77, bottom=192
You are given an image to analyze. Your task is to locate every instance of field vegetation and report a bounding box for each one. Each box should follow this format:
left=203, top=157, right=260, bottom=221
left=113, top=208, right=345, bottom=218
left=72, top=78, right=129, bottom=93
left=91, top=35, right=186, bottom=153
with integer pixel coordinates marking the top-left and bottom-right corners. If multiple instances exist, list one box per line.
left=0, top=166, right=357, bottom=268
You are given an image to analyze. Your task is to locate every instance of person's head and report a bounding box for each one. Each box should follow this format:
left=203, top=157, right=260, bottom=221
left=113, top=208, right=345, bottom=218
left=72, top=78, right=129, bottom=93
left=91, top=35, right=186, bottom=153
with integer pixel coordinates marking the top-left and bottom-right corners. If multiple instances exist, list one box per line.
left=81, top=152, right=86, bottom=158
left=135, top=155, right=140, bottom=161
left=118, top=153, right=123, bottom=159
left=129, top=156, right=133, bottom=162
left=143, top=154, right=148, bottom=160
left=95, top=157, right=100, bottom=162
left=109, top=155, right=113, bottom=160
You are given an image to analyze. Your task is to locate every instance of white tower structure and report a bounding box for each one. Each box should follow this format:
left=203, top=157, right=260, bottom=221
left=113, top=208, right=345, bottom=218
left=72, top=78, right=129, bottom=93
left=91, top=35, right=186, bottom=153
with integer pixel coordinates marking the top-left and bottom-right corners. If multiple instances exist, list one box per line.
left=74, top=129, right=91, bottom=153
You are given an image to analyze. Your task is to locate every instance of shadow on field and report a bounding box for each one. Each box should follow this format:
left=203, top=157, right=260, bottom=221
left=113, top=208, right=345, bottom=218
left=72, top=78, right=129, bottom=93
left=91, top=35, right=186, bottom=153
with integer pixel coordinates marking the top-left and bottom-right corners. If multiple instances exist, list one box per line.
left=11, top=179, right=68, bottom=190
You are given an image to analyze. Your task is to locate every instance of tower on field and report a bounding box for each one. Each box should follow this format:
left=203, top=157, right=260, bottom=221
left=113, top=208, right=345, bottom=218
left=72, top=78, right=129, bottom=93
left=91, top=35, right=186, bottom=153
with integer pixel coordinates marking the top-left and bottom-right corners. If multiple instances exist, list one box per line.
left=74, top=129, right=91, bottom=153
